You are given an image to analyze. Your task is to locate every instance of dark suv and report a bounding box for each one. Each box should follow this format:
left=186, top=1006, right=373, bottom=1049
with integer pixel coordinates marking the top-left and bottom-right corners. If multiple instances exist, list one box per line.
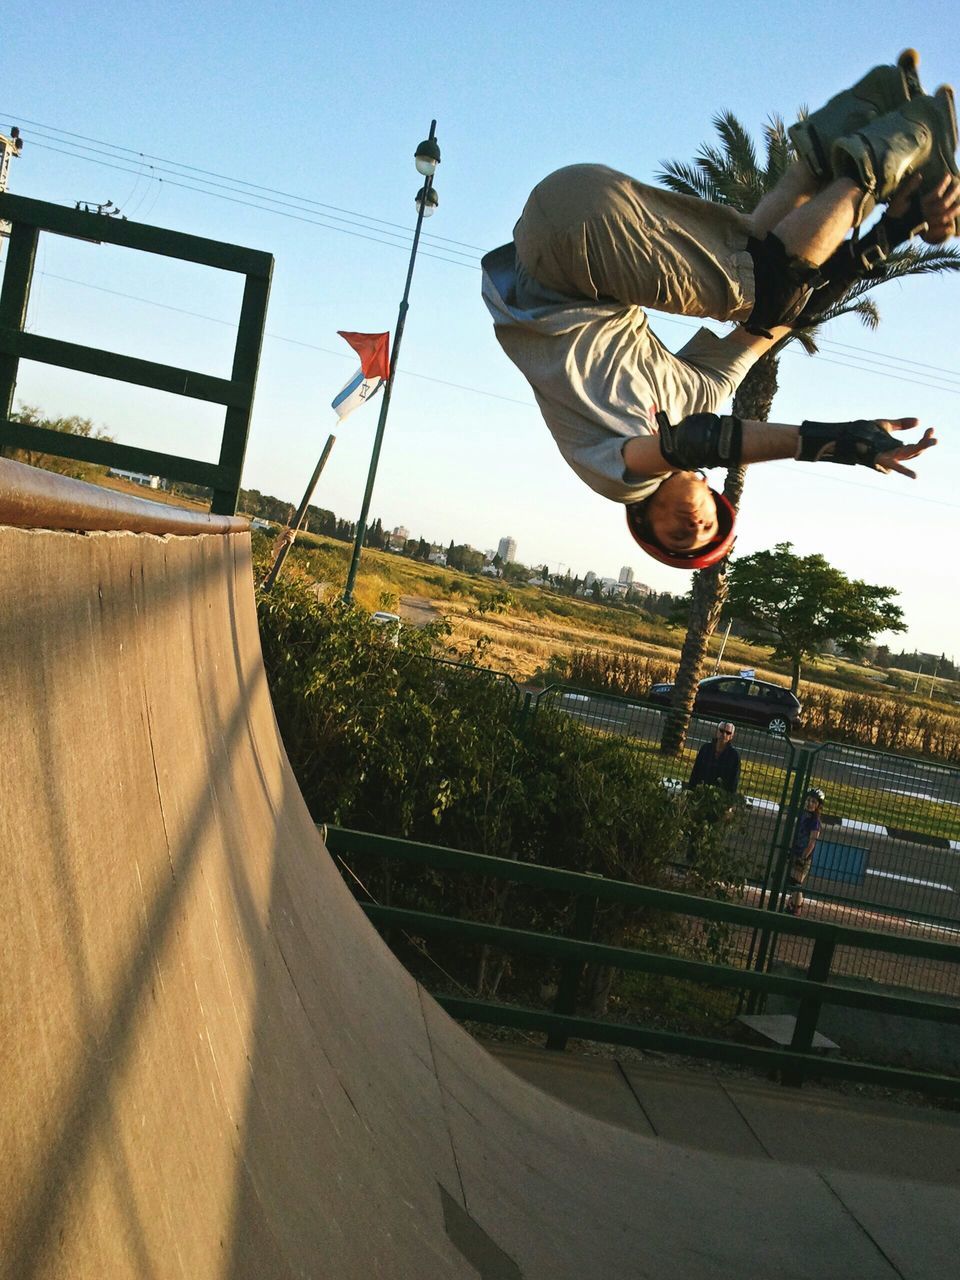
left=647, top=674, right=802, bottom=735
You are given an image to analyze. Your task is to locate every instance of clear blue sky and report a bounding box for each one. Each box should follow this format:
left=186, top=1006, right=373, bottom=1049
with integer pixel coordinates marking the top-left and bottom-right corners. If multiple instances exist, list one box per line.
left=5, top=1, right=960, bottom=657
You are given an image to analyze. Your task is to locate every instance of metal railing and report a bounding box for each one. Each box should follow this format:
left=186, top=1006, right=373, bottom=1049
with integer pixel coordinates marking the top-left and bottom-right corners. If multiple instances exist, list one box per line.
left=326, top=826, right=960, bottom=1098
left=0, top=192, right=273, bottom=515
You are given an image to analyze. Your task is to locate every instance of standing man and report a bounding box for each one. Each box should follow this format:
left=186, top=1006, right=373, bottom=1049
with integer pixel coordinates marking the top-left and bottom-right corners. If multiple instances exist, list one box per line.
left=689, top=723, right=741, bottom=797
left=684, top=722, right=741, bottom=866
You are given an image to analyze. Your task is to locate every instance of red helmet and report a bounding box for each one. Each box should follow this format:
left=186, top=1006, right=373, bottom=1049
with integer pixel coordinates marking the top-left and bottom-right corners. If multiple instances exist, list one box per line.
left=625, top=488, right=736, bottom=570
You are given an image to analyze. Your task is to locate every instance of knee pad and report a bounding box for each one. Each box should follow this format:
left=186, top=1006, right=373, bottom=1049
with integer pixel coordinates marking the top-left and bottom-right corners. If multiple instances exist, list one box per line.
left=743, top=233, right=821, bottom=338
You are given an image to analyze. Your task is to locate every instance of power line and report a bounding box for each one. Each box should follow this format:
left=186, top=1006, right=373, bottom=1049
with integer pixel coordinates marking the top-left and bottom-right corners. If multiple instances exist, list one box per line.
left=27, top=137, right=482, bottom=263
left=815, top=334, right=960, bottom=381
left=12, top=113, right=960, bottom=388
left=5, top=113, right=484, bottom=255
left=653, top=313, right=960, bottom=396
left=34, top=270, right=960, bottom=511
left=38, top=270, right=533, bottom=407
left=28, top=139, right=482, bottom=269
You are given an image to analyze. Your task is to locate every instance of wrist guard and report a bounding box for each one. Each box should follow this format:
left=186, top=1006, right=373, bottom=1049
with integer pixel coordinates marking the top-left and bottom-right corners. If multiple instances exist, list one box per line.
left=656, top=412, right=743, bottom=470
left=797, top=419, right=898, bottom=467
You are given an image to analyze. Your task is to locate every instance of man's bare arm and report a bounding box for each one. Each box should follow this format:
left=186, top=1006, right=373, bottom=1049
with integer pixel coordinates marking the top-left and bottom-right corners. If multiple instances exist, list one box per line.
left=623, top=417, right=936, bottom=480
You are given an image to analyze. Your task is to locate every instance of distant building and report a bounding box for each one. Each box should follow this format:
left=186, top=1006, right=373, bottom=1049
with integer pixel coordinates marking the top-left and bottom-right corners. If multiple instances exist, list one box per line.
left=497, top=536, right=517, bottom=564
left=109, top=468, right=161, bottom=490
left=583, top=571, right=597, bottom=588
left=619, top=566, right=634, bottom=585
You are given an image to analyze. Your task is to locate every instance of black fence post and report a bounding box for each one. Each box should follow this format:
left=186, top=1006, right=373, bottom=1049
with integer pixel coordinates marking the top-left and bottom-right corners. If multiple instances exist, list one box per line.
left=545, top=890, right=598, bottom=1051
left=745, top=749, right=814, bottom=1012
left=517, top=689, right=534, bottom=735
left=783, top=935, right=836, bottom=1087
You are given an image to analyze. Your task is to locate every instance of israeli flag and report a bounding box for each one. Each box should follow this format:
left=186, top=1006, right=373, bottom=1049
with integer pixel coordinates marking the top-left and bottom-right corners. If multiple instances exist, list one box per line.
left=331, top=368, right=384, bottom=423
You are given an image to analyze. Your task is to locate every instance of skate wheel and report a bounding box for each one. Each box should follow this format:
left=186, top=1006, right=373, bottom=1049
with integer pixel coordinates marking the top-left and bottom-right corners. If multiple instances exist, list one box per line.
left=898, top=48, right=921, bottom=74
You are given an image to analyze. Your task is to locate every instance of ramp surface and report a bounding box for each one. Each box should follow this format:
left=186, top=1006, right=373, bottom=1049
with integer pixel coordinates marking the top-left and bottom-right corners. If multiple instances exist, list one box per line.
left=2, top=484, right=956, bottom=1278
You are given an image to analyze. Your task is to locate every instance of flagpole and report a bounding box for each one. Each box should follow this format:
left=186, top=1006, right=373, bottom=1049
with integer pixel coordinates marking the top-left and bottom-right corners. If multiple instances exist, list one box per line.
left=262, top=432, right=337, bottom=592
left=342, top=120, right=440, bottom=606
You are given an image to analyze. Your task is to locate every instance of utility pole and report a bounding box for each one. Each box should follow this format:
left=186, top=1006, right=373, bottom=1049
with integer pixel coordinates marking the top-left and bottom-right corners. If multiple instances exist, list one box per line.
left=928, top=654, right=942, bottom=700
left=0, top=126, right=24, bottom=256
left=713, top=620, right=732, bottom=674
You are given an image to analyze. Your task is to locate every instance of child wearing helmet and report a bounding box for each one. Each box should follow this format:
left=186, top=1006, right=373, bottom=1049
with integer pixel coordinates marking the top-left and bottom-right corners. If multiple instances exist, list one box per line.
left=481, top=53, right=955, bottom=569
left=784, top=789, right=826, bottom=916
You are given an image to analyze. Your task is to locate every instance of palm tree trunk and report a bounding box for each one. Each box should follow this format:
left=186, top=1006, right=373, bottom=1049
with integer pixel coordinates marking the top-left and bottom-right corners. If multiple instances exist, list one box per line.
left=659, top=355, right=779, bottom=756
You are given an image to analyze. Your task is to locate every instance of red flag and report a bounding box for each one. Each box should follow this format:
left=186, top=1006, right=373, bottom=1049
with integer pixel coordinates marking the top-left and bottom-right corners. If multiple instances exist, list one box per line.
left=337, top=331, right=390, bottom=381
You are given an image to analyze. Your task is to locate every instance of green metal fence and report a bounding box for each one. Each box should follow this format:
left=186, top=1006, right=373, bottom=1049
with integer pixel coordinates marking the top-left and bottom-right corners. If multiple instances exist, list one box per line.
left=326, top=825, right=960, bottom=1098
left=533, top=681, right=960, bottom=996
left=755, top=740, right=960, bottom=998
left=0, top=191, right=272, bottom=514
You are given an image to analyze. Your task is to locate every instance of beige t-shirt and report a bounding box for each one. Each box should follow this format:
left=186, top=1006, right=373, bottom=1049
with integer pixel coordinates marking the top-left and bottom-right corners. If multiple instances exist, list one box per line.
left=481, top=243, right=760, bottom=503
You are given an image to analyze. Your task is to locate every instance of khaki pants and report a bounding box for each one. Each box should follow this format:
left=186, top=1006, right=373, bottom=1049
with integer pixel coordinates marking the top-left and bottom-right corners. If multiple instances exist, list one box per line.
left=513, top=164, right=755, bottom=322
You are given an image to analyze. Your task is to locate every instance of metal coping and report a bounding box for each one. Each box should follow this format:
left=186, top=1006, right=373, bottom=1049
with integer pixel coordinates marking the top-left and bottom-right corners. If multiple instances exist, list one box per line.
left=0, top=457, right=248, bottom=535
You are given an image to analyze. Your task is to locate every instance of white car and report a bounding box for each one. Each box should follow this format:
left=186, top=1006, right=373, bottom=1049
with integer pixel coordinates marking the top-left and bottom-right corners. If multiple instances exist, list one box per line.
left=370, top=611, right=401, bottom=643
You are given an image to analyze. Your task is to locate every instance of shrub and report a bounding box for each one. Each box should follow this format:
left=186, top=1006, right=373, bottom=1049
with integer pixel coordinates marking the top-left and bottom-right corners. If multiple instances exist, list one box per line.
left=256, top=572, right=746, bottom=1006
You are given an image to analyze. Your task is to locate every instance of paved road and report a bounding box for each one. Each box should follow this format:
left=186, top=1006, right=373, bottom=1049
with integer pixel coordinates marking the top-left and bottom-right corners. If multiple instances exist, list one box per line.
left=553, top=691, right=960, bottom=804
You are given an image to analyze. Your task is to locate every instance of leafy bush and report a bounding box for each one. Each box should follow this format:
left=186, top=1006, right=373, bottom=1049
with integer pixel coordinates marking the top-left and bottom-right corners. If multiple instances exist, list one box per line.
left=256, top=571, right=746, bottom=1007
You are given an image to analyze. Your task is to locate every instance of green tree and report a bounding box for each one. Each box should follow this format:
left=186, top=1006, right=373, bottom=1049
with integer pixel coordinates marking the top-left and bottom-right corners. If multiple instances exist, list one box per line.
left=727, top=542, right=905, bottom=691
left=448, top=543, right=484, bottom=573
left=500, top=559, right=530, bottom=585
left=656, top=113, right=960, bottom=754
left=8, top=404, right=115, bottom=481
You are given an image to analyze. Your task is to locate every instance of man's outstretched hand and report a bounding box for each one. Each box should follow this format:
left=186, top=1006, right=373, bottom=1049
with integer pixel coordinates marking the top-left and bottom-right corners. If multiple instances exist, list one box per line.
left=873, top=417, right=938, bottom=478
left=888, top=174, right=960, bottom=243
left=796, top=416, right=937, bottom=475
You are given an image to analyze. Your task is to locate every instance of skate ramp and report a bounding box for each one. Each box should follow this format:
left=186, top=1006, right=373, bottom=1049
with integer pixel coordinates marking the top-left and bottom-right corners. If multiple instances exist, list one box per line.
left=0, top=460, right=946, bottom=1279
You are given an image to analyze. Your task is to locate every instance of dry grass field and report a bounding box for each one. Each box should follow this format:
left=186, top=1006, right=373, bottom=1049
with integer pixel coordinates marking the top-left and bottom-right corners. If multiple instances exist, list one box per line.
left=81, top=482, right=960, bottom=719
left=244, top=525, right=959, bottom=713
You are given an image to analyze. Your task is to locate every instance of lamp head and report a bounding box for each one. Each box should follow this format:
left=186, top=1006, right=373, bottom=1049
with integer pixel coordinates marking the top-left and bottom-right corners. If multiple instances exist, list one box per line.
left=415, top=186, right=439, bottom=217
left=414, top=136, right=441, bottom=177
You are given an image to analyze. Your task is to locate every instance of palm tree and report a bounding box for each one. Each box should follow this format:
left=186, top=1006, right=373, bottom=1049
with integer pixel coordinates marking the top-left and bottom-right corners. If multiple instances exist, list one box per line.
left=656, top=111, right=960, bottom=756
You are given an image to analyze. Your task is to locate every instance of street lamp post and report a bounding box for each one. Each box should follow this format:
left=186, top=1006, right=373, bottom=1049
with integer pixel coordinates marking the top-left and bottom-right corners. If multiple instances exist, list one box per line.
left=342, top=120, right=441, bottom=605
